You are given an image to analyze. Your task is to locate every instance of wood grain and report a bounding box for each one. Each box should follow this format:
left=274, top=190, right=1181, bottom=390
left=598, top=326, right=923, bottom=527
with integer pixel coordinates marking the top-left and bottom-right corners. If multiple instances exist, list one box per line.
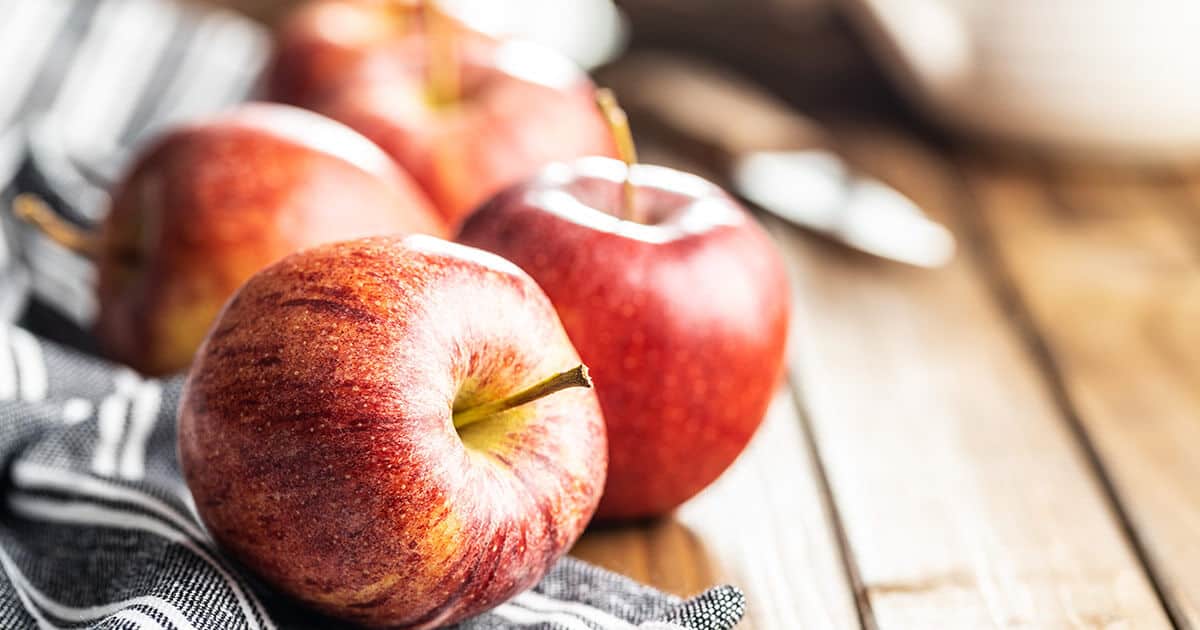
left=572, top=389, right=861, bottom=630
left=964, top=159, right=1200, bottom=626
left=771, top=127, right=1173, bottom=628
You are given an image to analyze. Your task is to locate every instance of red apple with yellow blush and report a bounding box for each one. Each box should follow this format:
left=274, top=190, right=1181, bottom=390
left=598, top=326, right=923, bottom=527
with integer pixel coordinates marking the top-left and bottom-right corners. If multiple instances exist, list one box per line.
left=267, top=0, right=496, bottom=108
left=458, top=92, right=790, bottom=519
left=313, top=37, right=616, bottom=230
left=16, top=102, right=444, bottom=376
left=179, top=234, right=606, bottom=628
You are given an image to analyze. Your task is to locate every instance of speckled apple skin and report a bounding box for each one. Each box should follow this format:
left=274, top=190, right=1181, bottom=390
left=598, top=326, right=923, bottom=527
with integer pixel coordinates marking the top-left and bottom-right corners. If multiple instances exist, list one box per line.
left=178, top=235, right=606, bottom=629
left=267, top=0, right=497, bottom=108
left=314, top=41, right=617, bottom=230
left=98, top=103, right=445, bottom=377
left=459, top=157, right=791, bottom=520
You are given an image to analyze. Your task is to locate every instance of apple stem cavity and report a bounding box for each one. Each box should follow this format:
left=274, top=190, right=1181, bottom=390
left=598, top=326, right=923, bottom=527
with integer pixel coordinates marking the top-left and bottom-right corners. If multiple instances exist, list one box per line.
left=424, top=0, right=459, bottom=108
left=452, top=364, right=592, bottom=430
left=12, top=193, right=100, bottom=258
left=596, top=88, right=641, bottom=223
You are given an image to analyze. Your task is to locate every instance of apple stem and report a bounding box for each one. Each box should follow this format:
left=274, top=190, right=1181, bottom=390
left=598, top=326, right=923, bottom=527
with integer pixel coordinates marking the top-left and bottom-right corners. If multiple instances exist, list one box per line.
left=424, top=0, right=459, bottom=108
left=384, top=0, right=412, bottom=31
left=452, top=364, right=592, bottom=430
left=11, top=193, right=100, bottom=258
left=596, top=88, right=640, bottom=223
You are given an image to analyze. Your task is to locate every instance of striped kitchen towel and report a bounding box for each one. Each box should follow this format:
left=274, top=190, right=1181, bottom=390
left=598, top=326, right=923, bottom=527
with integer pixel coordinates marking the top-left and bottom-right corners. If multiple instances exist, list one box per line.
left=1, top=0, right=267, bottom=332
left=0, top=0, right=747, bottom=628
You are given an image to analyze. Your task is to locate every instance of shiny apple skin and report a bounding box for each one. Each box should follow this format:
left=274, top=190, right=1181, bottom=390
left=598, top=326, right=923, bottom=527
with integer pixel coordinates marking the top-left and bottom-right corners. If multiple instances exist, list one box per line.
left=267, top=0, right=496, bottom=108
left=179, top=235, right=606, bottom=629
left=314, top=41, right=617, bottom=230
left=97, top=103, right=445, bottom=376
left=459, top=157, right=791, bottom=520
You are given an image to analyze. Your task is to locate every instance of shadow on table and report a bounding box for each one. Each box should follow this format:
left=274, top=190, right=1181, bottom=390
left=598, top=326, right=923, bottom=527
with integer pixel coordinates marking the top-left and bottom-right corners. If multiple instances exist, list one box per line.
left=571, top=516, right=723, bottom=599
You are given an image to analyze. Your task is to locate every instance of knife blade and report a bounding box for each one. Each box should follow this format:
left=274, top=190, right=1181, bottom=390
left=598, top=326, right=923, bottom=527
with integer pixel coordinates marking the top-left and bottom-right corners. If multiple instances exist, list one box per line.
left=597, top=52, right=955, bottom=268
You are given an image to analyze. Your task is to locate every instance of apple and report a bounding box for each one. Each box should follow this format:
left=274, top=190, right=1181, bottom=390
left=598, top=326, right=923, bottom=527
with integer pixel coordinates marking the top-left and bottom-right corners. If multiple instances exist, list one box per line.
left=458, top=95, right=790, bottom=519
left=312, top=38, right=616, bottom=230
left=267, top=0, right=497, bottom=108
left=178, top=234, right=606, bottom=629
left=17, top=103, right=445, bottom=376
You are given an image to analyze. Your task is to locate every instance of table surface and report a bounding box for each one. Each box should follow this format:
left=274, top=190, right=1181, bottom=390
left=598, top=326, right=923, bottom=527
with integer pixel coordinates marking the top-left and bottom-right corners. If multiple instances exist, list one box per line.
left=571, top=124, right=1200, bottom=629
left=210, top=2, right=1200, bottom=627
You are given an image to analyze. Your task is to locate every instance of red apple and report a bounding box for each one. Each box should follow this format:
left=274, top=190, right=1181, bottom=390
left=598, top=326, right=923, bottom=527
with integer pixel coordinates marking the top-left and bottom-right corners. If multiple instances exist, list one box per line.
left=267, top=0, right=496, bottom=108
left=313, top=39, right=616, bottom=230
left=94, top=103, right=445, bottom=375
left=458, top=156, right=791, bottom=520
left=179, top=234, right=606, bottom=628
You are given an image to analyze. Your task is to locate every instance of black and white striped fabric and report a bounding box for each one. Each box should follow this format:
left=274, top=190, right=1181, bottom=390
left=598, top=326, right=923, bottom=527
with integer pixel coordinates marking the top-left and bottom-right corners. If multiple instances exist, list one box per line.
left=2, top=0, right=268, bottom=329
left=0, top=0, right=747, bottom=628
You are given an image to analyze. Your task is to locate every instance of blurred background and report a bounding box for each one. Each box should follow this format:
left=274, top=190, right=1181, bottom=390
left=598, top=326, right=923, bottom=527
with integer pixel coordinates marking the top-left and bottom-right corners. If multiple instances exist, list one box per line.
left=197, top=0, right=1200, bottom=159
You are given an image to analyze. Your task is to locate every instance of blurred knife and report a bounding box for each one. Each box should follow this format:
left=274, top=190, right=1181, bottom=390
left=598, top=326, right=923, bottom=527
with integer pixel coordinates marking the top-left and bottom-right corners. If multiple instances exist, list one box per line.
left=598, top=52, right=955, bottom=268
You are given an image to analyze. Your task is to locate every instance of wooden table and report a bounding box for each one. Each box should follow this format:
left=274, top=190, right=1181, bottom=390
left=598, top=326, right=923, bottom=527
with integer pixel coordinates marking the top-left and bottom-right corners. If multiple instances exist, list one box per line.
left=208, top=2, right=1200, bottom=626
left=570, top=120, right=1200, bottom=628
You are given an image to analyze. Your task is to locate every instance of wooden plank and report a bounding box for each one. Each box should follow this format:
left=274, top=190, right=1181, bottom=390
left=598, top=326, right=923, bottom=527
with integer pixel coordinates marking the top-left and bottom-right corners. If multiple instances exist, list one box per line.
left=572, top=389, right=861, bottom=630
left=965, top=158, right=1200, bottom=626
left=769, top=126, right=1172, bottom=628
